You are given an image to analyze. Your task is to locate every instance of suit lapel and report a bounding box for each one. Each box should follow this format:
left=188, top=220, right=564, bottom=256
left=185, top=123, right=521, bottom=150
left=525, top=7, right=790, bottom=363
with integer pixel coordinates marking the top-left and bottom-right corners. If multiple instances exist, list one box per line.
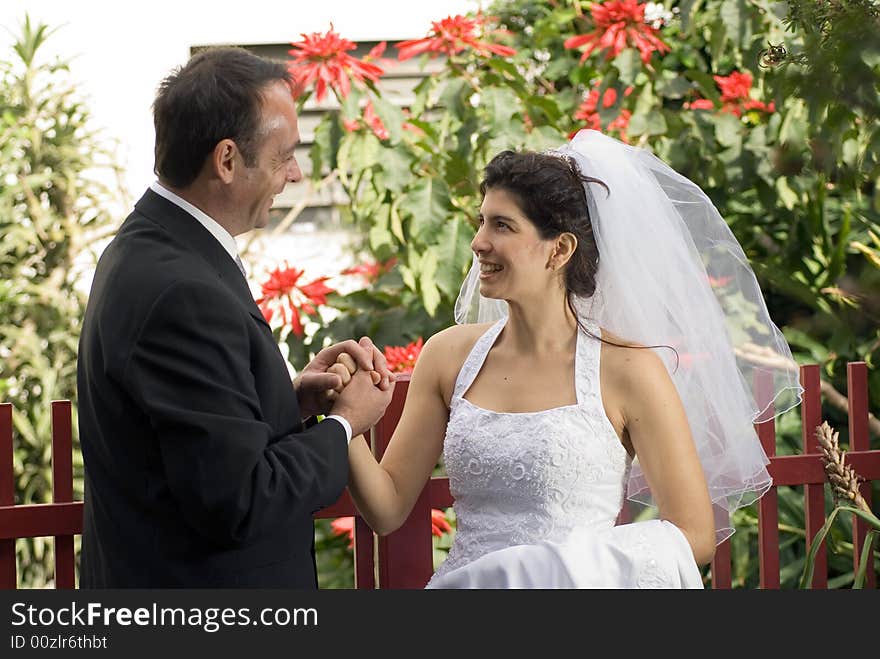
left=134, top=189, right=272, bottom=331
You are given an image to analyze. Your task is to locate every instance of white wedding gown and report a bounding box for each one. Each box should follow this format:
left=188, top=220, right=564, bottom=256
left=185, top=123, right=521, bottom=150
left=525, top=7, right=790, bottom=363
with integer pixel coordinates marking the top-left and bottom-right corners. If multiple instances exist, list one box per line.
left=426, top=318, right=704, bottom=589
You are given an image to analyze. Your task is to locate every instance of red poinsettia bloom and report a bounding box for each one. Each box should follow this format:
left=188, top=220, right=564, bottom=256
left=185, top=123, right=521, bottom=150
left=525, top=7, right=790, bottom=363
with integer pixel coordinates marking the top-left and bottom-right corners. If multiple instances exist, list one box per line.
left=331, top=508, right=451, bottom=547
left=606, top=109, right=633, bottom=142
left=341, top=257, right=397, bottom=283
left=431, top=509, right=452, bottom=537
left=288, top=25, right=385, bottom=102
left=686, top=71, right=775, bottom=117
left=708, top=275, right=733, bottom=288
left=573, top=84, right=633, bottom=140
left=341, top=100, right=392, bottom=141
left=362, top=101, right=390, bottom=140
left=564, top=0, right=670, bottom=65
left=256, top=263, right=334, bottom=337
left=331, top=517, right=355, bottom=548
left=383, top=337, right=424, bottom=374
left=363, top=41, right=396, bottom=70
left=396, top=13, right=516, bottom=61
left=715, top=71, right=751, bottom=102
left=684, top=98, right=715, bottom=111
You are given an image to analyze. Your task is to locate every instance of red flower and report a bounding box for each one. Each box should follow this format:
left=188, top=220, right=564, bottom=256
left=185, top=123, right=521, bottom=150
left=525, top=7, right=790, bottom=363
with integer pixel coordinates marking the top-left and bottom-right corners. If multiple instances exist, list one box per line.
left=396, top=13, right=516, bottom=61
left=383, top=337, right=424, bottom=374
left=362, top=101, right=390, bottom=140
left=341, top=100, right=392, bottom=141
left=331, top=508, right=450, bottom=547
left=288, top=25, right=384, bottom=102
left=331, top=517, right=355, bottom=548
left=564, top=0, right=669, bottom=65
left=684, top=98, right=715, bottom=110
left=342, top=257, right=398, bottom=284
left=432, top=509, right=452, bottom=537
left=686, top=72, right=775, bottom=118
left=573, top=83, right=633, bottom=141
left=715, top=71, right=752, bottom=103
left=574, top=85, right=620, bottom=129
left=256, top=263, right=334, bottom=336
left=708, top=275, right=733, bottom=288
left=606, top=109, right=632, bottom=142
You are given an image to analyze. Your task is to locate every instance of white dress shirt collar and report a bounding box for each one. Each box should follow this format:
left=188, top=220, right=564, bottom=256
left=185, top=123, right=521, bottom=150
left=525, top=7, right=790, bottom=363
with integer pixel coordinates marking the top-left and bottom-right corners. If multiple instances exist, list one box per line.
left=149, top=181, right=239, bottom=261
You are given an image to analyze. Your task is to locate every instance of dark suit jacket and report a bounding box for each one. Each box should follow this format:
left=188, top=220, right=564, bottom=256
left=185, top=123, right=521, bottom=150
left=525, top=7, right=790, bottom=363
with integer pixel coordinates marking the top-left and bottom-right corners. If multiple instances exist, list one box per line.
left=77, top=189, right=348, bottom=588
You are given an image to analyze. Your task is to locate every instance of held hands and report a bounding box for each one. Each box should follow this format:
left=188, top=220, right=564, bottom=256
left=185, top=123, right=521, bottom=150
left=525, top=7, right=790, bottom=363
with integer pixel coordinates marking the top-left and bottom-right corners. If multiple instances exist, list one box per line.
left=327, top=337, right=396, bottom=437
left=293, top=336, right=395, bottom=434
left=294, top=337, right=394, bottom=419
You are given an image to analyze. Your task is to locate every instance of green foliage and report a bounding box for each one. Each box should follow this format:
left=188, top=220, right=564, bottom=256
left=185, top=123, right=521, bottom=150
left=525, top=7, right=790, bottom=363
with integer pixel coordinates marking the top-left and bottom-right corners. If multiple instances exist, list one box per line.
left=293, top=1, right=878, bottom=588
left=1, top=16, right=118, bottom=587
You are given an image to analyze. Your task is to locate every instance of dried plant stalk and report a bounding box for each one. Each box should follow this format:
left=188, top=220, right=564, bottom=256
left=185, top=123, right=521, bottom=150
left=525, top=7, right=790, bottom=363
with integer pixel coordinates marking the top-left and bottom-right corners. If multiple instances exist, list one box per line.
left=815, top=421, right=872, bottom=514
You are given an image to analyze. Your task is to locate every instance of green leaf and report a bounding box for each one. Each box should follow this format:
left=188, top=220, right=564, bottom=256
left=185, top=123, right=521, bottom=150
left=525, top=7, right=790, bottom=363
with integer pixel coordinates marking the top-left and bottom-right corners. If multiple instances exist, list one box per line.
left=656, top=74, right=692, bottom=99
left=399, top=178, right=451, bottom=243
left=309, top=115, right=341, bottom=180
left=720, top=0, right=750, bottom=50
left=679, top=0, right=704, bottom=33
left=714, top=113, right=742, bottom=148
left=646, top=111, right=668, bottom=136
left=438, top=78, right=470, bottom=120
left=776, top=176, right=799, bottom=210
left=524, top=125, right=567, bottom=151
left=370, top=94, right=405, bottom=144
left=487, top=58, right=524, bottom=84
left=419, top=248, right=441, bottom=316
left=377, top=145, right=413, bottom=193
left=779, top=101, right=807, bottom=146
left=828, top=204, right=850, bottom=282
left=524, top=94, right=562, bottom=123
left=368, top=204, right=393, bottom=251
left=432, top=216, right=474, bottom=298
left=338, top=131, right=381, bottom=173
left=482, top=87, right=520, bottom=128
left=612, top=48, right=640, bottom=86
left=389, top=201, right=405, bottom=243
left=685, top=70, right=721, bottom=104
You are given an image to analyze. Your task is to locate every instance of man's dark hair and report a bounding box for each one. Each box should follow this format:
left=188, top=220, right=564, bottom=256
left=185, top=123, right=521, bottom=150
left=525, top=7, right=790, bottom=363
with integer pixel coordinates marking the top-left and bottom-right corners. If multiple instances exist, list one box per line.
left=152, top=47, right=292, bottom=188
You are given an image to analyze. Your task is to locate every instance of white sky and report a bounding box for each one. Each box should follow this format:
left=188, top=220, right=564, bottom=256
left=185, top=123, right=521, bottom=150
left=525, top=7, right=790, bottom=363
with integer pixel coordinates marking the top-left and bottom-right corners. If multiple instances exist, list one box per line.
left=0, top=0, right=478, bottom=200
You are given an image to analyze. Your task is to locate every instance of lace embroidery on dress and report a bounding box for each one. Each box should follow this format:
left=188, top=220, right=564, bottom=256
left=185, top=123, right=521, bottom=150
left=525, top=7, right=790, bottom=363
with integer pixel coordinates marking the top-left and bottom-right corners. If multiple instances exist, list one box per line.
left=429, top=318, right=632, bottom=586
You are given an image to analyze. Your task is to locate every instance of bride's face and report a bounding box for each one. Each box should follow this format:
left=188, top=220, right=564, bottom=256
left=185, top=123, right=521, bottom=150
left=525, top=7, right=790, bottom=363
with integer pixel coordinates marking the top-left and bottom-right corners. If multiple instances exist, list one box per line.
left=472, top=187, right=557, bottom=302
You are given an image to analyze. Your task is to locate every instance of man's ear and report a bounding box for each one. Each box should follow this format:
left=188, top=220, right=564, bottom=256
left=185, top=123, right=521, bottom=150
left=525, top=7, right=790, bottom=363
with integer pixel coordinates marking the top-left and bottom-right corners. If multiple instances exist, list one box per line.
left=548, top=232, right=578, bottom=270
left=212, top=139, right=237, bottom=184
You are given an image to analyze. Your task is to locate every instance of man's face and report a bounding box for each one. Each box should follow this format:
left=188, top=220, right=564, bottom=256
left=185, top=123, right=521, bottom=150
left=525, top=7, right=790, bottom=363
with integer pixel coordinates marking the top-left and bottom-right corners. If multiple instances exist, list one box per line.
left=233, top=81, right=302, bottom=235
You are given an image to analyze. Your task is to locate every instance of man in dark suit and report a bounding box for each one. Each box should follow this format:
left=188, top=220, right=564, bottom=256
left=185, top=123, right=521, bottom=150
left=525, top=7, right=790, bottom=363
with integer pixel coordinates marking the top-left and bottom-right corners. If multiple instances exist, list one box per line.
left=77, top=47, right=393, bottom=587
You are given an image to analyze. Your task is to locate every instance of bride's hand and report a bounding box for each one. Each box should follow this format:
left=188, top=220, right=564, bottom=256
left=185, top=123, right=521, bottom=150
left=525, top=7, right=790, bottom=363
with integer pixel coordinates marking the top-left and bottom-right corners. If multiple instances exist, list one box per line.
left=328, top=353, right=380, bottom=395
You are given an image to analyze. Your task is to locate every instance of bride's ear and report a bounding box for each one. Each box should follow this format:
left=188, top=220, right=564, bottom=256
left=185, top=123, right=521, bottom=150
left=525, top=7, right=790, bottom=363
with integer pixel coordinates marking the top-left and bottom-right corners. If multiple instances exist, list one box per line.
left=548, top=233, right=577, bottom=270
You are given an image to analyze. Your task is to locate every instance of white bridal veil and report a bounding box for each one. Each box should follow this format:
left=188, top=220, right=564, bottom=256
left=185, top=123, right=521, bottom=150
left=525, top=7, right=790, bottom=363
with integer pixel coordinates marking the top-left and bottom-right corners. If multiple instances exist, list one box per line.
left=455, top=129, right=803, bottom=542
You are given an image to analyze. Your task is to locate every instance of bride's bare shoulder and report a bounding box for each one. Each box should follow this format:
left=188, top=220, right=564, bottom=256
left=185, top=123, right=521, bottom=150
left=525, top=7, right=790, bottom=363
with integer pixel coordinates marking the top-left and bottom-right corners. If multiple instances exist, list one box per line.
left=417, top=323, right=494, bottom=402
left=597, top=326, right=672, bottom=387
left=422, top=322, right=493, bottom=361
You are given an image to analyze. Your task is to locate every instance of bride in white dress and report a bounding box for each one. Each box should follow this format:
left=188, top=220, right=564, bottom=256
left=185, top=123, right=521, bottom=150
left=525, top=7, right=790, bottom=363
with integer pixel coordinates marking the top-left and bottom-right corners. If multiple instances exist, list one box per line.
left=336, top=130, right=802, bottom=588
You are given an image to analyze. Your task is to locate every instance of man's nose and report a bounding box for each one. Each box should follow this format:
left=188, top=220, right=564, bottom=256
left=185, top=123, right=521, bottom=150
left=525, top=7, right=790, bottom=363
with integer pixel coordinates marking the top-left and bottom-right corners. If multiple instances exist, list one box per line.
left=287, top=156, right=303, bottom=183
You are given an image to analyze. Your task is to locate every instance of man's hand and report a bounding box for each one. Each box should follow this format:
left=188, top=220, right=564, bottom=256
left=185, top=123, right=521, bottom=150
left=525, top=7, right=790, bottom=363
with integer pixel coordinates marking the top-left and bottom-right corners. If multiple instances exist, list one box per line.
left=294, top=338, right=394, bottom=418
left=331, top=369, right=395, bottom=437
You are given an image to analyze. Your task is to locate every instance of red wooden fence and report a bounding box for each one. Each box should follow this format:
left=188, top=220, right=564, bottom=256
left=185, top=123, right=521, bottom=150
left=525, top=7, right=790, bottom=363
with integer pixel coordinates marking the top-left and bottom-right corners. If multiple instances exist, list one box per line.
left=1, top=363, right=877, bottom=589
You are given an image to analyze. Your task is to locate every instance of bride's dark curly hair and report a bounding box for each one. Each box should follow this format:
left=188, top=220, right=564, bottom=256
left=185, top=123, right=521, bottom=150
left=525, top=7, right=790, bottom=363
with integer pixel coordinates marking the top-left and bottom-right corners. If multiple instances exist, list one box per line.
left=480, top=149, right=607, bottom=301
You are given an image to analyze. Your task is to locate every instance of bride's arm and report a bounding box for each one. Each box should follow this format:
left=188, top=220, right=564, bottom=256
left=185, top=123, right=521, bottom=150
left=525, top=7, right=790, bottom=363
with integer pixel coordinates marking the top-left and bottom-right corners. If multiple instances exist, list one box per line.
left=612, top=347, right=716, bottom=565
left=346, top=331, right=453, bottom=536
